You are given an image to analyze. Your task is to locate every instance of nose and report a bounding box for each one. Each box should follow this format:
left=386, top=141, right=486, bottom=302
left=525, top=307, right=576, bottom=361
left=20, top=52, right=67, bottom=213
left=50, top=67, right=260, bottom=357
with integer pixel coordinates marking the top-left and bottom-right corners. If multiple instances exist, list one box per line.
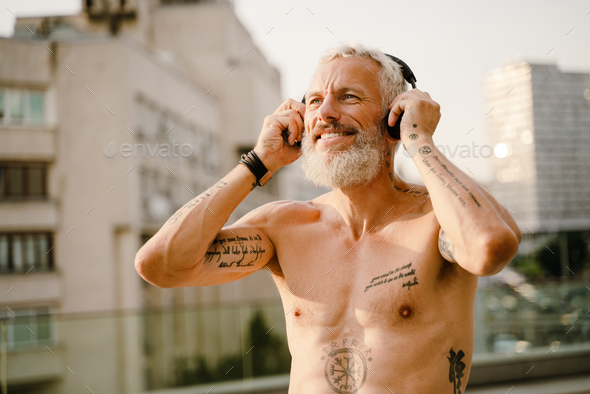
left=317, top=94, right=341, bottom=124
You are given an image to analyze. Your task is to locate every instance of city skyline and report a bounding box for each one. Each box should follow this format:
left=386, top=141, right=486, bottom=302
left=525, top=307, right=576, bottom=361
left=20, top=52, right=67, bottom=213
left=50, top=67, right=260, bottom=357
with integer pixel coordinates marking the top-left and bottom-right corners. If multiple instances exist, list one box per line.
left=1, top=0, right=589, bottom=184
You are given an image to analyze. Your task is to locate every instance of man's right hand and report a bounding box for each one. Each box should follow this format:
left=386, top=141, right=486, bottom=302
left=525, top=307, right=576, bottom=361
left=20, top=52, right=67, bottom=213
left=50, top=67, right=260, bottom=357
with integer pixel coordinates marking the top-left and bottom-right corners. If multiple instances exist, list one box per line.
left=254, top=99, right=306, bottom=173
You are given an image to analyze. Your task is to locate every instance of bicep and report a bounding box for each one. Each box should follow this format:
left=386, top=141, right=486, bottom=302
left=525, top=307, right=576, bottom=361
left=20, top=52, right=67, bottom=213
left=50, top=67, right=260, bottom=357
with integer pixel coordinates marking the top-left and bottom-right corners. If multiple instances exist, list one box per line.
left=185, top=224, right=275, bottom=287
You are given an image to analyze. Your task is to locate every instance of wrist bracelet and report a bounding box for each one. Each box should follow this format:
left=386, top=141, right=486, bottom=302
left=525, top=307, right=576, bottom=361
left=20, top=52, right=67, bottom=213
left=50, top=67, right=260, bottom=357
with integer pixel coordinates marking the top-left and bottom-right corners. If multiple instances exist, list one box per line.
left=239, top=150, right=272, bottom=187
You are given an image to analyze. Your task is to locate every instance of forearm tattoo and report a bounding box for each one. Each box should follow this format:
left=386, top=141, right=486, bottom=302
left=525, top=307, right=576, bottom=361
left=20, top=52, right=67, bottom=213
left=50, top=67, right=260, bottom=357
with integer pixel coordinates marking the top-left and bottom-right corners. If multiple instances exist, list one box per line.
left=418, top=145, right=432, bottom=155
left=167, top=180, right=227, bottom=225
left=421, top=155, right=482, bottom=208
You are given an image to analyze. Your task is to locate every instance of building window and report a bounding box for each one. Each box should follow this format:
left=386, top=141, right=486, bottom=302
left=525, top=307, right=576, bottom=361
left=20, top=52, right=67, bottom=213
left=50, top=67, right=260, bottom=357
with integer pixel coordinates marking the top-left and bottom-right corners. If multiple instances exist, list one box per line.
left=0, top=232, right=53, bottom=274
left=0, top=162, right=48, bottom=200
left=0, top=306, right=54, bottom=349
left=0, top=88, right=45, bottom=125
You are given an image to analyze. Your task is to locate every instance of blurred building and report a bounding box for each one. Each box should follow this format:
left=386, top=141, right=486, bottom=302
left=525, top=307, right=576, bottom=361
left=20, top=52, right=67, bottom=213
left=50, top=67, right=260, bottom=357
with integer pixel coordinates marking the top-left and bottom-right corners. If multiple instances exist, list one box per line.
left=484, top=61, right=590, bottom=275
left=0, top=0, right=300, bottom=392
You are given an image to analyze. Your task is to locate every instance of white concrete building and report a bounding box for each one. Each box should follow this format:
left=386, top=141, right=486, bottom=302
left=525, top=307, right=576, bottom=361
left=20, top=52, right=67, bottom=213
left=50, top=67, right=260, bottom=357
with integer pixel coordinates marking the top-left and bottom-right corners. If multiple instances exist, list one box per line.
left=0, top=0, right=296, bottom=392
left=484, top=61, right=590, bottom=234
left=484, top=61, right=590, bottom=277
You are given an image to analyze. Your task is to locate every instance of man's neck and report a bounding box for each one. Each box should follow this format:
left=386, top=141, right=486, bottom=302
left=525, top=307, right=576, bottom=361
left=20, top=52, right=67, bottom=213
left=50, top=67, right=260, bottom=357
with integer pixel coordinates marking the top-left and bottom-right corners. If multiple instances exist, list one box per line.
left=330, top=162, right=411, bottom=241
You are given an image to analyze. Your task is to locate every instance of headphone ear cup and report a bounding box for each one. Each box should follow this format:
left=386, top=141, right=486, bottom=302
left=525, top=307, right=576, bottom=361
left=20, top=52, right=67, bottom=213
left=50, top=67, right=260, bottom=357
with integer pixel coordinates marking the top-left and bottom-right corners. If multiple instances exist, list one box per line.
left=386, top=112, right=403, bottom=140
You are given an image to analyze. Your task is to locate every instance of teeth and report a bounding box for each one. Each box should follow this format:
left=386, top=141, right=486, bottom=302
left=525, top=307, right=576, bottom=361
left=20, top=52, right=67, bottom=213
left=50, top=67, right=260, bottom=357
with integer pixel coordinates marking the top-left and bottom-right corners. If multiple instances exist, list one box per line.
left=320, top=132, right=349, bottom=139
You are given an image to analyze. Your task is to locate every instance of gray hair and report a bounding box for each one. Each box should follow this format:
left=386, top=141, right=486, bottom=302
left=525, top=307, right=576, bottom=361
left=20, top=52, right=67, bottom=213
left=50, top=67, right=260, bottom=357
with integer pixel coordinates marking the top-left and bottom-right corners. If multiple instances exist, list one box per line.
left=314, top=42, right=409, bottom=115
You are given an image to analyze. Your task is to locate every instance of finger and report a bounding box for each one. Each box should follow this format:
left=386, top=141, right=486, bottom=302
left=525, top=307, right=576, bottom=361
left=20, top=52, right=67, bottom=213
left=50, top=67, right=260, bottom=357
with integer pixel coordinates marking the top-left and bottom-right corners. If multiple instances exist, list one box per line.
left=298, top=104, right=306, bottom=118
left=288, top=117, right=299, bottom=145
left=296, top=107, right=305, bottom=137
left=276, top=99, right=297, bottom=112
left=269, top=115, right=293, bottom=134
left=388, top=100, right=406, bottom=126
left=277, top=99, right=306, bottom=113
left=290, top=113, right=305, bottom=144
left=388, top=93, right=405, bottom=111
left=271, top=110, right=303, bottom=134
left=293, top=110, right=304, bottom=140
left=273, top=108, right=299, bottom=118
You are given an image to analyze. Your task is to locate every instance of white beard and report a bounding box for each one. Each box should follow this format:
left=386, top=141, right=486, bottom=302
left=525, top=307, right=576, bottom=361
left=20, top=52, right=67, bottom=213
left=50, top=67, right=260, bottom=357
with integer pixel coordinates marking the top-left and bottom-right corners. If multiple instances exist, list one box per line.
left=300, top=122, right=386, bottom=189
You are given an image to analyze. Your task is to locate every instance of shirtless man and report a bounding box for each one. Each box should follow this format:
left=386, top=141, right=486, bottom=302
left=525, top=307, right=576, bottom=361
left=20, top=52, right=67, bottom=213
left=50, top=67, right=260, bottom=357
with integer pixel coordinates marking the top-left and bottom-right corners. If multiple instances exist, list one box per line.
left=135, top=43, right=521, bottom=393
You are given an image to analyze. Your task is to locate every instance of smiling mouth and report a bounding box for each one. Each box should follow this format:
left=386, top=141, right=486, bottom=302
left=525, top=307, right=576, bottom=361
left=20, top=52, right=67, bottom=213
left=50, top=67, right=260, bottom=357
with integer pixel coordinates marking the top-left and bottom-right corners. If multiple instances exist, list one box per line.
left=316, top=132, right=354, bottom=140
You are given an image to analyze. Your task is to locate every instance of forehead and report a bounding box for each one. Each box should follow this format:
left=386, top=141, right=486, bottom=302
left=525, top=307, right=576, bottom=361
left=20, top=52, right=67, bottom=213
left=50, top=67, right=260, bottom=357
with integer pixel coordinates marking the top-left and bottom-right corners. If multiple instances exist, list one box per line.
left=308, top=56, right=382, bottom=97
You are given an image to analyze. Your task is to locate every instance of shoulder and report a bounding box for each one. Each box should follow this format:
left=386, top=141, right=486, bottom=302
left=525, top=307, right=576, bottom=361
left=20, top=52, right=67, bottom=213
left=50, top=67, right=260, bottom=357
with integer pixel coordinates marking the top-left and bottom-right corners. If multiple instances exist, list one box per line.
left=234, top=196, right=326, bottom=229
left=393, top=182, right=433, bottom=217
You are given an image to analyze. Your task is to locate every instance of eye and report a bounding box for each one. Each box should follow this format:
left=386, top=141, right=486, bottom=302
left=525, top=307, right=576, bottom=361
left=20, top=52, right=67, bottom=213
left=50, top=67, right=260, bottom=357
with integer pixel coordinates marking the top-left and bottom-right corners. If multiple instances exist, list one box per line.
left=344, top=94, right=358, bottom=100
left=310, top=98, right=322, bottom=105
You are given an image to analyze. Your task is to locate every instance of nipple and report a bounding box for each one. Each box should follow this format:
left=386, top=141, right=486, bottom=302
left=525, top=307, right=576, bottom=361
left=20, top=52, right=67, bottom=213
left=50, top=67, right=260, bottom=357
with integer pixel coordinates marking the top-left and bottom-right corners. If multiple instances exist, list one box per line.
left=399, top=306, right=412, bottom=318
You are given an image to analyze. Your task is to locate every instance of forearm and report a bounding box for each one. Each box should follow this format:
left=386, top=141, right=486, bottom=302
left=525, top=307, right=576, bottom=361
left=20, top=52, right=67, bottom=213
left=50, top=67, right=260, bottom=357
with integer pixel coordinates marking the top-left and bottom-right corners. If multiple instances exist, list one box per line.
left=135, top=164, right=260, bottom=281
left=409, top=136, right=519, bottom=272
left=472, top=179, right=522, bottom=242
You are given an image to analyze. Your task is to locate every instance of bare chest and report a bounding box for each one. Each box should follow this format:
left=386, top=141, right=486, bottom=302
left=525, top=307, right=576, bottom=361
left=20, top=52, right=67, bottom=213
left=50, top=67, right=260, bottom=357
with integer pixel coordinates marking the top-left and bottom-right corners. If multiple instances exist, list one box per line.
left=268, top=215, right=453, bottom=329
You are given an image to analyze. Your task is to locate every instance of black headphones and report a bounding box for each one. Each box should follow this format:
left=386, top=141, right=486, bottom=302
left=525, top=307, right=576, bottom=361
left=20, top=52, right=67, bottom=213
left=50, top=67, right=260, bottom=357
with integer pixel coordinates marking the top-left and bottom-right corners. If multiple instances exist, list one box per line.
left=383, top=54, right=417, bottom=139
left=300, top=53, right=417, bottom=141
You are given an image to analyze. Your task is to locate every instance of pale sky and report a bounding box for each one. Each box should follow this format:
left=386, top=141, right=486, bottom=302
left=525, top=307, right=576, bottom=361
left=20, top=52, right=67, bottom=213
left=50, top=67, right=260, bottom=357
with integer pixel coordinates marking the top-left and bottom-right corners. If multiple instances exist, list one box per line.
left=2, top=0, right=589, bottom=184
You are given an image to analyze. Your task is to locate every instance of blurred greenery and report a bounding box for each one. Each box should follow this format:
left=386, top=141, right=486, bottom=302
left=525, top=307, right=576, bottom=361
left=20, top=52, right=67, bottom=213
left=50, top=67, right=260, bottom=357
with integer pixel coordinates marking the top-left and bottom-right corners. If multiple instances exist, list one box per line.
left=173, top=309, right=291, bottom=387
left=510, top=254, right=544, bottom=281
left=511, top=231, right=589, bottom=281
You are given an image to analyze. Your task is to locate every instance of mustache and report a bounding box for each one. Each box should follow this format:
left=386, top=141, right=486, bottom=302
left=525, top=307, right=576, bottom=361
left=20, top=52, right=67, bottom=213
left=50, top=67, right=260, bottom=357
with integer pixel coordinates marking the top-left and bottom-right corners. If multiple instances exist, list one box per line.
left=311, top=122, right=360, bottom=139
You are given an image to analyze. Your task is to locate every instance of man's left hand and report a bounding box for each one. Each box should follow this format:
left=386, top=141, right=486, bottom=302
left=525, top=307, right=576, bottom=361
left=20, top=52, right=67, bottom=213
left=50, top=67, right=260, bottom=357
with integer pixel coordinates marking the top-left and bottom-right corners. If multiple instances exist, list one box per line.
left=386, top=89, right=441, bottom=146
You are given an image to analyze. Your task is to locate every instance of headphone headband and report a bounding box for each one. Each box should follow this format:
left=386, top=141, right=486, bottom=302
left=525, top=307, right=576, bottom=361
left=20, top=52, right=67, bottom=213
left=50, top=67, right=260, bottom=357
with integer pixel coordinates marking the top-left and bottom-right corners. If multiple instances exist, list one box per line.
left=302, top=53, right=417, bottom=104
left=384, top=53, right=417, bottom=89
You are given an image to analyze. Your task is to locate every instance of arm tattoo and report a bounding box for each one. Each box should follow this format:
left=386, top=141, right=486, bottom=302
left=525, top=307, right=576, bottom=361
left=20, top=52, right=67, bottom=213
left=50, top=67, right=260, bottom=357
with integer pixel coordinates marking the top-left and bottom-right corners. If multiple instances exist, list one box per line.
left=206, top=234, right=266, bottom=268
left=427, top=155, right=482, bottom=208
left=438, top=228, right=457, bottom=263
left=418, top=145, right=432, bottom=155
left=167, top=180, right=227, bottom=225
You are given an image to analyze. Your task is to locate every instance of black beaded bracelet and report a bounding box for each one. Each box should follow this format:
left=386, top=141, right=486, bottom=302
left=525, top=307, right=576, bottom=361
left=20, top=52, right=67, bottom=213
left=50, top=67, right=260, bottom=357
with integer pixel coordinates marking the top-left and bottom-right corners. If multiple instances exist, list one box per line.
left=239, top=150, right=272, bottom=187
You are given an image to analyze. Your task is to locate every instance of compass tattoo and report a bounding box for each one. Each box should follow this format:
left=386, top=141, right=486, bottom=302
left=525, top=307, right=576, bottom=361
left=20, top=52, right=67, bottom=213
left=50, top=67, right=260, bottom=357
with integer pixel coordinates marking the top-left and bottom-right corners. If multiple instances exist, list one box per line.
left=322, top=339, right=372, bottom=394
left=325, top=348, right=367, bottom=393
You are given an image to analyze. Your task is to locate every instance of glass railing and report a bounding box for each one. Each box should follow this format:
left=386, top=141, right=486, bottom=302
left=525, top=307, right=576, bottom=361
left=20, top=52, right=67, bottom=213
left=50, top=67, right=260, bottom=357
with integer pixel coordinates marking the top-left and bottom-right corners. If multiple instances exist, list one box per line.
left=473, top=280, right=590, bottom=357
left=1, top=282, right=589, bottom=393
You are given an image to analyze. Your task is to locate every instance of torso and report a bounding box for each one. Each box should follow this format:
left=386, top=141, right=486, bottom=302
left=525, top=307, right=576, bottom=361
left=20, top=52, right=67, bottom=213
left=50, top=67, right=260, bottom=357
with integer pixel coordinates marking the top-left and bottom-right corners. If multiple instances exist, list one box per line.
left=263, top=188, right=478, bottom=394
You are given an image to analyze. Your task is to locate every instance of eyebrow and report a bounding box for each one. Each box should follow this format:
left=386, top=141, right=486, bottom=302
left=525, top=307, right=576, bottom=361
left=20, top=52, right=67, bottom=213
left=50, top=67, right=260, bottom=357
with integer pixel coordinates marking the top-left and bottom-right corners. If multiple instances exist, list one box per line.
left=306, top=86, right=367, bottom=101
